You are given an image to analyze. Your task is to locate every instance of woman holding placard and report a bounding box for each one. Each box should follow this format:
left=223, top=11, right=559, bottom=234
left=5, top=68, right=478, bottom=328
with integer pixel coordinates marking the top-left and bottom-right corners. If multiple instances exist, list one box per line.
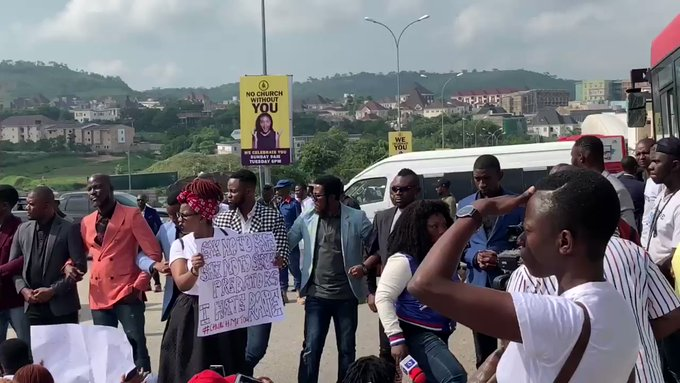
left=158, top=178, right=247, bottom=383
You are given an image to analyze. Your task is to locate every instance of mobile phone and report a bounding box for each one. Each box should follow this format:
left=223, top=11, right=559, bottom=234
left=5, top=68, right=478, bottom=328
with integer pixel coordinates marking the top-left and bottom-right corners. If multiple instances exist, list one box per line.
left=235, top=374, right=261, bottom=383
left=209, top=365, right=225, bottom=377
left=124, top=367, right=139, bottom=381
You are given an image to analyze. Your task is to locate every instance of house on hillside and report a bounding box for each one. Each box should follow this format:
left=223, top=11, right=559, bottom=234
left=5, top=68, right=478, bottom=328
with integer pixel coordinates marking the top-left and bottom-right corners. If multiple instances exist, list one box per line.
left=0, top=115, right=55, bottom=142
left=71, top=106, right=121, bottom=123
left=302, top=95, right=335, bottom=111
left=401, top=87, right=431, bottom=118
left=527, top=108, right=578, bottom=138
left=423, top=99, right=469, bottom=118
left=378, top=97, right=398, bottom=110
left=10, top=94, right=50, bottom=110
left=453, top=88, right=522, bottom=107
left=356, top=100, right=389, bottom=120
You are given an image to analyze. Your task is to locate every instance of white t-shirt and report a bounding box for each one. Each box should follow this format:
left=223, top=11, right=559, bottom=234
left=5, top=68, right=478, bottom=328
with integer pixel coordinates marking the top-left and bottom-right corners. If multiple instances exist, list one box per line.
left=169, top=228, right=230, bottom=296
left=641, top=188, right=680, bottom=264
left=496, top=282, right=639, bottom=383
left=643, top=178, right=663, bottom=225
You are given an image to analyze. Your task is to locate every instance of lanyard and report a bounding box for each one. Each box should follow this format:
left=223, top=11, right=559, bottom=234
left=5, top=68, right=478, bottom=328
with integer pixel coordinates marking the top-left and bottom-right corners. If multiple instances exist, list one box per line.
left=646, top=190, right=679, bottom=251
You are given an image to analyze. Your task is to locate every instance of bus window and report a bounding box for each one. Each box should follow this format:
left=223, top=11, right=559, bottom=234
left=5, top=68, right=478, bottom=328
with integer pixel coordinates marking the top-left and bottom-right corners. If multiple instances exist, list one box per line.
left=442, top=172, right=475, bottom=202
left=501, top=169, right=524, bottom=194
left=523, top=168, right=550, bottom=188
left=345, top=177, right=387, bottom=206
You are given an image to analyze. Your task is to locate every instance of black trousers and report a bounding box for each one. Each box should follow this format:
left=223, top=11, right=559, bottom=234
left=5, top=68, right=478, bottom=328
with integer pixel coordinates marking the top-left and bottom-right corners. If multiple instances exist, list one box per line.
left=26, top=306, right=79, bottom=326
left=152, top=270, right=161, bottom=286
left=659, top=330, right=680, bottom=382
left=473, top=331, right=498, bottom=368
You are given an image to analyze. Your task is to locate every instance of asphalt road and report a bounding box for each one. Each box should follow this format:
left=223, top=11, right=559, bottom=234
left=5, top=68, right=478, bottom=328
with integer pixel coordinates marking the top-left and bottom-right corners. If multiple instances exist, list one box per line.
left=9, top=267, right=479, bottom=383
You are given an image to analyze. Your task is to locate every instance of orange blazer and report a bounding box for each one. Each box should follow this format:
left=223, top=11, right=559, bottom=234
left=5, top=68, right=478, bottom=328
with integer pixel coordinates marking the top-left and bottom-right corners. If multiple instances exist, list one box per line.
left=81, top=204, right=162, bottom=310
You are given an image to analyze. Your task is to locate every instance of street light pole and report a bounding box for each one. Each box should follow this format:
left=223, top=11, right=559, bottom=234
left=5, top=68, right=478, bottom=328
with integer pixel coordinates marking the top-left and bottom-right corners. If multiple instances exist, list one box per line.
left=440, top=72, right=463, bottom=149
left=260, top=0, right=270, bottom=189
left=365, top=15, right=430, bottom=132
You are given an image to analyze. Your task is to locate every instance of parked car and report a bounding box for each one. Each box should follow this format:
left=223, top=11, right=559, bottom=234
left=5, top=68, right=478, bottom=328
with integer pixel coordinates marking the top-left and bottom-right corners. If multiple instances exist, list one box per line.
left=13, top=192, right=168, bottom=224
left=58, top=191, right=169, bottom=224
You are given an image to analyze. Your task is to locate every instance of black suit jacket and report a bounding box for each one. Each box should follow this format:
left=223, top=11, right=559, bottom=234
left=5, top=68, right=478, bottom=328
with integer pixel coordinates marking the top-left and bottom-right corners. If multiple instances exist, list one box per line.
left=10, top=215, right=87, bottom=316
left=366, top=207, right=398, bottom=294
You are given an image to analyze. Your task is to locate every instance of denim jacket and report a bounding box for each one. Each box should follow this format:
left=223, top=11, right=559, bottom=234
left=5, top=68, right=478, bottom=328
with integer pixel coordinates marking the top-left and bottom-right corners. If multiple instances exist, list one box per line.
left=459, top=189, right=525, bottom=287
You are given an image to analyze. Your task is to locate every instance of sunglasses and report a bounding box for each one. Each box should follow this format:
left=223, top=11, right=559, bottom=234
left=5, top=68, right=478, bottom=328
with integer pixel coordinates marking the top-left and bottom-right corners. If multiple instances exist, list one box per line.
left=391, top=186, right=415, bottom=193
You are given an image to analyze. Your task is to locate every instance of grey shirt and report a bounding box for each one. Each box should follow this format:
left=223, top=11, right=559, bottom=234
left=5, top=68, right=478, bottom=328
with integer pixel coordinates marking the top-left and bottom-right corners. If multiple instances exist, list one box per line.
left=603, top=170, right=637, bottom=229
left=305, top=216, right=354, bottom=300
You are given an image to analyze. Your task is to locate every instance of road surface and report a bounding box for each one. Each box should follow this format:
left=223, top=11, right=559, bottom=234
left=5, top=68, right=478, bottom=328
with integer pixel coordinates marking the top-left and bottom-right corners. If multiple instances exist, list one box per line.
left=10, top=266, right=479, bottom=382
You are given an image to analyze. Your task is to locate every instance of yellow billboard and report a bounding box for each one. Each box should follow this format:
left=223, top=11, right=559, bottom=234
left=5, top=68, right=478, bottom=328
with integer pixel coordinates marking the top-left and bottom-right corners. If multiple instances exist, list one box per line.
left=388, top=131, right=413, bottom=156
left=239, top=75, right=293, bottom=166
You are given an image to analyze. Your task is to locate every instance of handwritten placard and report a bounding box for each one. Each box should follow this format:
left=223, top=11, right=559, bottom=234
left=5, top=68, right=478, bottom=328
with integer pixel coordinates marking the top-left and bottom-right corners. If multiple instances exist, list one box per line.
left=196, top=231, right=284, bottom=337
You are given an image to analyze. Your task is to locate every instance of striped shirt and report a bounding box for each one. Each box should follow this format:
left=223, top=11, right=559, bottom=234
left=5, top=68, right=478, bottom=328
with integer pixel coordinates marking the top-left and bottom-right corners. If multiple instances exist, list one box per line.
left=507, top=237, right=680, bottom=383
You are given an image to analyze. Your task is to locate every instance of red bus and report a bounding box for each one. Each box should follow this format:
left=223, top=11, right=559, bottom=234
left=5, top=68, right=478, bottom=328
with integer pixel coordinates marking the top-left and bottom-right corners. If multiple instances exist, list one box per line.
left=651, top=14, right=680, bottom=137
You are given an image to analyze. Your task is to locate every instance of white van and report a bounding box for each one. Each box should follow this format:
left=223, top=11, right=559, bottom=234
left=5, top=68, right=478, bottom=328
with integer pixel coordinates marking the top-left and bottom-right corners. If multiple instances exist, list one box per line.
left=345, top=141, right=575, bottom=222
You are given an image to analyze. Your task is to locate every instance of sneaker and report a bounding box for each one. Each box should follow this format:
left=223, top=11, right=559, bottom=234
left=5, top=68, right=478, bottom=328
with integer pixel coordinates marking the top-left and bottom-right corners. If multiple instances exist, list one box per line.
left=154, top=284, right=162, bottom=293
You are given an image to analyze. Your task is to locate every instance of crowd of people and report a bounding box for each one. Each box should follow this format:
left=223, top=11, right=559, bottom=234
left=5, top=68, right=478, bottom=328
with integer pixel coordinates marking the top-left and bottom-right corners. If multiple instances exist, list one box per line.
left=2, top=135, right=680, bottom=382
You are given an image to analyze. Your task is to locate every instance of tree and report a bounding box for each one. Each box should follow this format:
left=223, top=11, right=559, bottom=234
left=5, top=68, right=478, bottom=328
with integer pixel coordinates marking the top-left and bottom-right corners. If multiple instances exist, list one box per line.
left=298, top=128, right=348, bottom=177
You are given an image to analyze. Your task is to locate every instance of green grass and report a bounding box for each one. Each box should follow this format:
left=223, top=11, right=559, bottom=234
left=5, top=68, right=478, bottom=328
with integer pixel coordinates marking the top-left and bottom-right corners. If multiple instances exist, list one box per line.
left=0, top=152, right=157, bottom=192
left=137, top=132, right=167, bottom=143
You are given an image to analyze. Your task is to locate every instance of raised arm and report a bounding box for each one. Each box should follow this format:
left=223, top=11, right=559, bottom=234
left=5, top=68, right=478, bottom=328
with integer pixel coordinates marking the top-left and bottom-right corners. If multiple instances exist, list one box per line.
left=408, top=193, right=535, bottom=343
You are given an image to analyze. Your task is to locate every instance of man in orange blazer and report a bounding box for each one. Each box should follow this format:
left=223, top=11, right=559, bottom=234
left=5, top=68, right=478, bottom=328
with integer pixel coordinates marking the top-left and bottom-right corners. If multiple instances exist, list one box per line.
left=80, top=174, right=161, bottom=371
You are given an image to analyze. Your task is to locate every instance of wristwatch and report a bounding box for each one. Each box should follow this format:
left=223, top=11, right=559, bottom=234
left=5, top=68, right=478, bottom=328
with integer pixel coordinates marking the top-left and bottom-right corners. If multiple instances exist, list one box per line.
left=456, top=205, right=482, bottom=222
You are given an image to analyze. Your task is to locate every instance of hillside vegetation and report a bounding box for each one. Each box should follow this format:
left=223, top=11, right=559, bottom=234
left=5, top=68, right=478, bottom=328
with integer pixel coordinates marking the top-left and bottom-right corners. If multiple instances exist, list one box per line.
left=0, top=61, right=134, bottom=100
left=144, top=152, right=241, bottom=179
left=143, top=69, right=576, bottom=101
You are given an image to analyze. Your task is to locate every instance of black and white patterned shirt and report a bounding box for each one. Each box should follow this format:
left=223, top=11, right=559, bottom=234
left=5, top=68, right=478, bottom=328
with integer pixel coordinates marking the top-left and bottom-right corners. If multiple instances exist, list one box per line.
left=213, top=203, right=289, bottom=268
left=507, top=237, right=680, bottom=383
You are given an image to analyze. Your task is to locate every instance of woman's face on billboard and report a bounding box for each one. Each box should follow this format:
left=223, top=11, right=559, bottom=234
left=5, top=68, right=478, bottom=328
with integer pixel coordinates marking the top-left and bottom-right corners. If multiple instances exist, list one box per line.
left=259, top=115, right=272, bottom=133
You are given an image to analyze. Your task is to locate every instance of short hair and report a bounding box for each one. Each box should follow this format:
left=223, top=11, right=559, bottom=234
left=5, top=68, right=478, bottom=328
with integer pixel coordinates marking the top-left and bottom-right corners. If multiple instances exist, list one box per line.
left=314, top=175, right=344, bottom=200
left=31, top=186, right=55, bottom=203
left=13, top=364, right=54, bottom=383
left=0, top=339, right=31, bottom=375
left=549, top=163, right=576, bottom=175
left=229, top=169, right=258, bottom=188
left=297, top=182, right=308, bottom=189
left=90, top=174, right=114, bottom=191
left=388, top=200, right=453, bottom=263
left=621, top=156, right=638, bottom=174
left=395, top=168, right=420, bottom=187
left=167, top=189, right=181, bottom=206
left=638, top=137, right=656, bottom=148
left=343, top=356, right=395, bottom=383
left=473, top=154, right=501, bottom=172
left=574, top=135, right=604, bottom=162
left=534, top=169, right=619, bottom=260
left=0, top=185, right=19, bottom=207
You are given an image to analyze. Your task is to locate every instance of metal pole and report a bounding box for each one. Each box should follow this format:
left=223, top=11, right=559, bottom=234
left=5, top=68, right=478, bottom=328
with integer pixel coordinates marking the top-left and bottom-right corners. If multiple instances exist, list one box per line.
left=396, top=42, right=401, bottom=132
left=260, top=0, right=271, bottom=190
left=127, top=150, right=132, bottom=192
left=365, top=16, right=429, bottom=133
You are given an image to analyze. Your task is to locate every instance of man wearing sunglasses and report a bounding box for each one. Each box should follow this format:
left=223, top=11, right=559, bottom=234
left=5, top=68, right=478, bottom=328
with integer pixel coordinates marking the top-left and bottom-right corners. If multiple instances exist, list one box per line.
left=458, top=154, right=525, bottom=368
left=356, top=168, right=421, bottom=374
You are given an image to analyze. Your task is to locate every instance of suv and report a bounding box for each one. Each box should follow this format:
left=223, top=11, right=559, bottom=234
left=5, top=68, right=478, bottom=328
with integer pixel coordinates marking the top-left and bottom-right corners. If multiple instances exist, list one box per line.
left=58, top=191, right=169, bottom=224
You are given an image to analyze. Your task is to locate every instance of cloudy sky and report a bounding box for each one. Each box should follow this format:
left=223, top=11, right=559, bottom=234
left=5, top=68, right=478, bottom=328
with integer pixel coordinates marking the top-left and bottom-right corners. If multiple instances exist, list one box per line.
left=1, top=0, right=678, bottom=90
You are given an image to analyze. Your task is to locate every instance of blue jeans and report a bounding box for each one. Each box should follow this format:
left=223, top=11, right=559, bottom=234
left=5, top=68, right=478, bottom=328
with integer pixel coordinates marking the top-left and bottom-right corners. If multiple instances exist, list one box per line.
left=91, top=300, right=150, bottom=371
left=0, top=307, right=30, bottom=345
left=403, top=323, right=467, bottom=383
left=245, top=323, right=272, bottom=376
left=298, top=296, right=358, bottom=383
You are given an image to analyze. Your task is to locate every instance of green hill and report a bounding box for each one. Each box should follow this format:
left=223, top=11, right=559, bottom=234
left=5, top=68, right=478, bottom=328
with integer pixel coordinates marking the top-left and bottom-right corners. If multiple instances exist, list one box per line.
left=143, top=69, right=576, bottom=101
left=0, top=60, right=134, bottom=100
left=144, top=152, right=241, bottom=178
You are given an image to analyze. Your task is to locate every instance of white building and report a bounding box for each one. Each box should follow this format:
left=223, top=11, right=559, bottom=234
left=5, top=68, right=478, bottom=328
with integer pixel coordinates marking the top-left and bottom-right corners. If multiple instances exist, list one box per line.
left=216, top=142, right=241, bottom=155
left=72, top=107, right=121, bottom=123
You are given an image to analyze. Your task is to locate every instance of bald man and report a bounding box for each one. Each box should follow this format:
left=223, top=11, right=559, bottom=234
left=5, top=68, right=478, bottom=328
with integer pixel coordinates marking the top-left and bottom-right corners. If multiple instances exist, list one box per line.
left=9, top=186, right=86, bottom=329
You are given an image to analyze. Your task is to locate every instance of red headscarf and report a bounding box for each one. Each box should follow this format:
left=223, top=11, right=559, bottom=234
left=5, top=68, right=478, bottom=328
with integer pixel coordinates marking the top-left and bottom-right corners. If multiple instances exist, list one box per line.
left=178, top=190, right=220, bottom=222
